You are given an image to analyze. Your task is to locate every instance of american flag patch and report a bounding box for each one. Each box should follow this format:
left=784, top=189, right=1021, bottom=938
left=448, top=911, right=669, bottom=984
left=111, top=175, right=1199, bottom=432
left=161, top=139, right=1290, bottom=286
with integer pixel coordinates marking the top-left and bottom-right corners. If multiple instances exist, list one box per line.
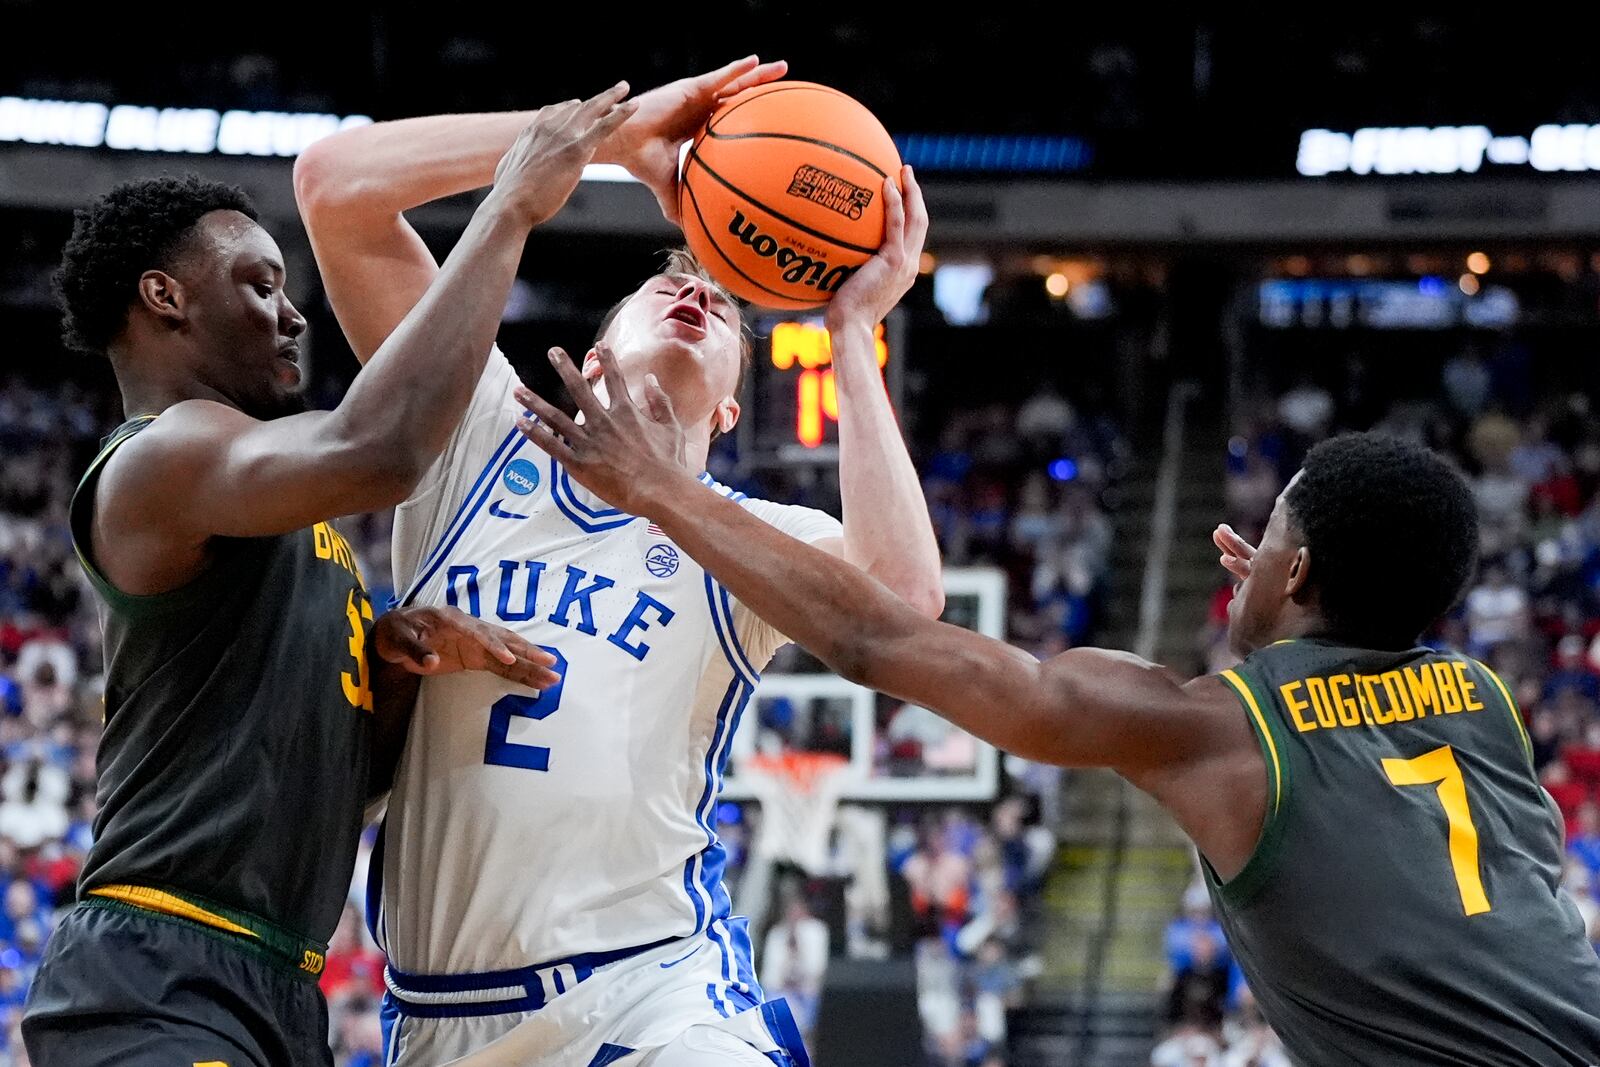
left=647, top=523, right=665, bottom=537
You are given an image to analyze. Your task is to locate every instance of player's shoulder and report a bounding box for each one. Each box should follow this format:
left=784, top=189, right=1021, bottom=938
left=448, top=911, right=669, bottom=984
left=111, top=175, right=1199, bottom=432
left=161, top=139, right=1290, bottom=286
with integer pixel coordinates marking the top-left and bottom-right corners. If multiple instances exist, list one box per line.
left=696, top=472, right=751, bottom=504
left=698, top=474, right=839, bottom=533
left=96, top=400, right=247, bottom=494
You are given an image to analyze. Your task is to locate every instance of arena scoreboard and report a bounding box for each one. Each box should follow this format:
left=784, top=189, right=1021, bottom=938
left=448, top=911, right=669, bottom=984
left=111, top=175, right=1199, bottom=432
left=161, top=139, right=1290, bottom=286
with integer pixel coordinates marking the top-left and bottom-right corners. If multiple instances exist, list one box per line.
left=739, top=310, right=905, bottom=466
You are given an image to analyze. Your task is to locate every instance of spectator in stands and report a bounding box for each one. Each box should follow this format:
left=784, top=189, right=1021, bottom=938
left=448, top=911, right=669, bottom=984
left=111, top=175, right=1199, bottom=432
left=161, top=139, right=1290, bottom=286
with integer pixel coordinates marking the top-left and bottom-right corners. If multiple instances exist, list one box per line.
left=321, top=903, right=385, bottom=1004
left=1568, top=803, right=1600, bottom=883
left=1442, top=346, right=1492, bottom=418
left=1546, top=635, right=1600, bottom=705
left=1465, top=562, right=1530, bottom=657
left=969, top=936, right=1022, bottom=1048
left=1165, top=925, right=1231, bottom=1031
left=762, top=895, right=830, bottom=1041
left=1219, top=986, right=1290, bottom=1067
left=1150, top=1022, right=1222, bottom=1067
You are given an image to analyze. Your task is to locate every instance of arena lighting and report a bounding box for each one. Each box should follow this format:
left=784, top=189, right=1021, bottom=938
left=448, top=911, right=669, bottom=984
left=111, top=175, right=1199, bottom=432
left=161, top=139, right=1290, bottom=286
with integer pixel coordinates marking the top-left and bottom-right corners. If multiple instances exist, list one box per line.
left=1467, top=252, right=1491, bottom=274
left=1298, top=123, right=1600, bottom=176
left=0, top=96, right=638, bottom=181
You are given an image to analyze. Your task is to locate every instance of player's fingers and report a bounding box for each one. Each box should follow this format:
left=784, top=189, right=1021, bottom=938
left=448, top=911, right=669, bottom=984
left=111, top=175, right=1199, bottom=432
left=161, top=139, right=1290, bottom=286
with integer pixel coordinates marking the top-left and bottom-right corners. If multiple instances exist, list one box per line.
left=513, top=386, right=583, bottom=443
left=545, top=347, right=609, bottom=423
left=577, top=81, right=630, bottom=122
left=1216, top=523, right=1257, bottom=559
left=593, top=343, right=633, bottom=416
left=377, top=619, right=432, bottom=665
left=506, top=662, right=563, bottom=689
left=643, top=373, right=678, bottom=426
left=499, top=633, right=556, bottom=669
left=466, top=623, right=518, bottom=666
left=517, top=417, right=579, bottom=465
left=903, top=166, right=929, bottom=250
left=580, top=100, right=640, bottom=147
left=881, top=176, right=906, bottom=258
left=715, top=58, right=788, bottom=100
left=694, top=55, right=760, bottom=94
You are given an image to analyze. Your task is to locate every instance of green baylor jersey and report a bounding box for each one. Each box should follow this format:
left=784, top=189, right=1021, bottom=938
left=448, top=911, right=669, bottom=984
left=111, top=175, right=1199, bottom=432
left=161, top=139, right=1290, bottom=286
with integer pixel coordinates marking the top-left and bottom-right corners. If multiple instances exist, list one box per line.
left=1206, top=638, right=1600, bottom=1066
left=68, top=415, right=374, bottom=953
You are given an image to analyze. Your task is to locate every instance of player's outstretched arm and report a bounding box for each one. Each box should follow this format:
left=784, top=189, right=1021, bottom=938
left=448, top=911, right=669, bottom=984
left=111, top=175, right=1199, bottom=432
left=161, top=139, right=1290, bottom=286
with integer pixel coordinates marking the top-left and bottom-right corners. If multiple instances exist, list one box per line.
left=513, top=346, right=1228, bottom=778
left=294, top=57, right=785, bottom=362
left=366, top=606, right=563, bottom=800
left=103, top=90, right=635, bottom=573
left=812, top=166, right=944, bottom=617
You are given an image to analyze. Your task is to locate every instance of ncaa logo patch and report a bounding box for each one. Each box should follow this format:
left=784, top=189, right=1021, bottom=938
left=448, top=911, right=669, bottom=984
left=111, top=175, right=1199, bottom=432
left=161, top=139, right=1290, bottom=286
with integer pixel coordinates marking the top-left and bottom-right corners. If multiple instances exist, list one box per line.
left=645, top=543, right=680, bottom=578
left=503, top=458, right=541, bottom=496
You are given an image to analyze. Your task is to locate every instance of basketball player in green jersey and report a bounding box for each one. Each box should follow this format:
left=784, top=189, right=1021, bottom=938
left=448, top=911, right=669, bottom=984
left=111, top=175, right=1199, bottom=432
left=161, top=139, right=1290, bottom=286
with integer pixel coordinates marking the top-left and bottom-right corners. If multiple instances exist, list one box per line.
left=21, top=87, right=636, bottom=1066
left=521, top=352, right=1600, bottom=1066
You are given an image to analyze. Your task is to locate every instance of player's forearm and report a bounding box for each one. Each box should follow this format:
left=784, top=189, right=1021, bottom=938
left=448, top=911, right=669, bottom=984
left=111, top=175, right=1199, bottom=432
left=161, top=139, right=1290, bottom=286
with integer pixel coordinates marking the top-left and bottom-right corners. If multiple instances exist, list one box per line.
left=651, top=477, right=926, bottom=674
left=297, top=112, right=536, bottom=219
left=646, top=477, right=1086, bottom=760
left=829, top=319, right=944, bottom=617
left=368, top=657, right=420, bottom=802
left=332, top=196, right=526, bottom=471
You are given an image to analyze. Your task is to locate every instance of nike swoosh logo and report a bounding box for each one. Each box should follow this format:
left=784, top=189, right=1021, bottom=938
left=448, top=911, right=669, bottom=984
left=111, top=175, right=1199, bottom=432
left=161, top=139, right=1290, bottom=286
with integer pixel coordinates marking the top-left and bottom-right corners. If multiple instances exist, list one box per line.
left=659, top=944, right=705, bottom=970
left=488, top=499, right=530, bottom=520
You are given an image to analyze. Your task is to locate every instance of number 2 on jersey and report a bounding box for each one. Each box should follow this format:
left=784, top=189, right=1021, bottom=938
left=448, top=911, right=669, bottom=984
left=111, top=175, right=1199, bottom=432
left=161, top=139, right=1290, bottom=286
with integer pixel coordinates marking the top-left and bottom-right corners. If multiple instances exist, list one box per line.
left=484, top=646, right=568, bottom=772
left=1382, top=744, right=1491, bottom=916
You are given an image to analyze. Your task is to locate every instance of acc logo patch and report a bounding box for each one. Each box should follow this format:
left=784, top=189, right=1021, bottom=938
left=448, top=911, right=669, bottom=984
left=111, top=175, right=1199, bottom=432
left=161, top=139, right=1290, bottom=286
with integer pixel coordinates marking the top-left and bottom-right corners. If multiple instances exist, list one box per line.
left=645, top=543, right=680, bottom=578
left=503, top=458, right=541, bottom=496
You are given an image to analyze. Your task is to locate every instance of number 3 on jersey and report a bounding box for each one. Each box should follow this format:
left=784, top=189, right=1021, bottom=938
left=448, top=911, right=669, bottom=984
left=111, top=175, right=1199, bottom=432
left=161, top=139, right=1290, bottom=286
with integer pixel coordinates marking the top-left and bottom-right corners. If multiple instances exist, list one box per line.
left=484, top=646, right=568, bottom=772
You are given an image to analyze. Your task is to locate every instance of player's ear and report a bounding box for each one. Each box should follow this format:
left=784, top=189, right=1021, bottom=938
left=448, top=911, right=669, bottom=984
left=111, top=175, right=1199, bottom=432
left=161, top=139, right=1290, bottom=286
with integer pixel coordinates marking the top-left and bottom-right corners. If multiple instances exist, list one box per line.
left=712, top=396, right=741, bottom=435
left=136, top=269, right=186, bottom=326
left=1286, top=547, right=1311, bottom=598
left=581, top=348, right=602, bottom=383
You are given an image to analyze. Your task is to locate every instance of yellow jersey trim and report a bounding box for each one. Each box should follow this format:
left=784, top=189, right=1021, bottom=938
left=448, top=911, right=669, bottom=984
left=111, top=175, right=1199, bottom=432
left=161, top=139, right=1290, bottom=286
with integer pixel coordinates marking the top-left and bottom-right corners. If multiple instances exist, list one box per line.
left=1472, top=658, right=1534, bottom=765
left=1222, top=668, right=1282, bottom=813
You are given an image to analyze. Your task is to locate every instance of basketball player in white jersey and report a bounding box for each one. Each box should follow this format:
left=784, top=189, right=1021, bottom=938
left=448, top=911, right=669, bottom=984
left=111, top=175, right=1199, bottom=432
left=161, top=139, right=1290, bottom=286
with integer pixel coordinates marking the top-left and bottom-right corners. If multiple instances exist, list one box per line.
left=294, top=58, right=942, bottom=1067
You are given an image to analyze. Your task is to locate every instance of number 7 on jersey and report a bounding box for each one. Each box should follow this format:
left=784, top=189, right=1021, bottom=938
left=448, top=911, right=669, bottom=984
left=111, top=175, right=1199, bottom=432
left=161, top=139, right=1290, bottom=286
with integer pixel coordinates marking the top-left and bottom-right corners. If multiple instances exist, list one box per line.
left=1382, top=744, right=1491, bottom=916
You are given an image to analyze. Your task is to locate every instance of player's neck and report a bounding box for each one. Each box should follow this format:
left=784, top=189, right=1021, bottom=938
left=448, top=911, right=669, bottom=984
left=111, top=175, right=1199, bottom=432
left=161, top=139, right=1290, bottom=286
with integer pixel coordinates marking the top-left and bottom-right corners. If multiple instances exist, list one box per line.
left=113, top=360, right=235, bottom=421
left=684, top=430, right=712, bottom=475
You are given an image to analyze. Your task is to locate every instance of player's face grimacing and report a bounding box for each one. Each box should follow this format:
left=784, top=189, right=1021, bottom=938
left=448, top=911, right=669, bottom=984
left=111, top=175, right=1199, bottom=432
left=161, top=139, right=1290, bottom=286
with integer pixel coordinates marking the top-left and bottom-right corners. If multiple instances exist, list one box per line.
left=1227, top=475, right=1312, bottom=658
left=591, top=272, right=743, bottom=436
left=181, top=211, right=308, bottom=420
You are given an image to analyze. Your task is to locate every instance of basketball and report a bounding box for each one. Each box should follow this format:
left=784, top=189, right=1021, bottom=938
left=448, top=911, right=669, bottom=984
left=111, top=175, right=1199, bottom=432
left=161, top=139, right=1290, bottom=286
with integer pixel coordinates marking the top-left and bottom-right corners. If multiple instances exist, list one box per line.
left=678, top=81, right=903, bottom=310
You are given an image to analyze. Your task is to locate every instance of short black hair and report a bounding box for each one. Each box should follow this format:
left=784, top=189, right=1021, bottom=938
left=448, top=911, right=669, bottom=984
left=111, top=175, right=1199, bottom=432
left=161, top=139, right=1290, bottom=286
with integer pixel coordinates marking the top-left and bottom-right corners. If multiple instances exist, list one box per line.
left=54, top=174, right=258, bottom=356
left=1285, top=433, right=1479, bottom=647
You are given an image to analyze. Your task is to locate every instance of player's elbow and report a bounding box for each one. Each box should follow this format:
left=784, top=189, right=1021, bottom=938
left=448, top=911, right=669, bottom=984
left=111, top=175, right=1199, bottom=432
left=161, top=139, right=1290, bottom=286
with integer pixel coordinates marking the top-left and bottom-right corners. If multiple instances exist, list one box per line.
left=293, top=137, right=380, bottom=224
left=903, top=581, right=945, bottom=620
left=865, top=565, right=944, bottom=620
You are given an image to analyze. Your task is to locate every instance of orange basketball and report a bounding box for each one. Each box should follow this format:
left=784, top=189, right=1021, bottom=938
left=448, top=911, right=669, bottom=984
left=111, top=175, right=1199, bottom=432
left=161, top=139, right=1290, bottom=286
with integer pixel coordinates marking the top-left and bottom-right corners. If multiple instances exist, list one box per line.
left=679, top=81, right=902, bottom=310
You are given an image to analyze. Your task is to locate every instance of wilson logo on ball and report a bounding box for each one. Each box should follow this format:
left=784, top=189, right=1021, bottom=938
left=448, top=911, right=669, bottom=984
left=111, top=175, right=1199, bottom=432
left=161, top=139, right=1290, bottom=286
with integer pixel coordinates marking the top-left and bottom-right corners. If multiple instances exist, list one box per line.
left=727, top=210, right=860, bottom=293
left=786, top=164, right=873, bottom=220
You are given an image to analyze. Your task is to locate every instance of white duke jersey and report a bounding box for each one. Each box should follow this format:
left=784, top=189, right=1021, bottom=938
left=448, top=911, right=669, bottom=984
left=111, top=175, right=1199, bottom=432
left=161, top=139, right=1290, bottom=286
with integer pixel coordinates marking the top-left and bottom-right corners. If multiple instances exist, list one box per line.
left=373, top=347, right=842, bottom=982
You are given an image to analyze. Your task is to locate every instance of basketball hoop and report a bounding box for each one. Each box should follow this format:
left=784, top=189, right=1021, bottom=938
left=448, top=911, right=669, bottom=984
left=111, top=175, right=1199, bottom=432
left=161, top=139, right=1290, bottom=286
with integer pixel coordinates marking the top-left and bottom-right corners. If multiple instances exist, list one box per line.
left=735, top=750, right=854, bottom=940
left=740, top=751, right=853, bottom=876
